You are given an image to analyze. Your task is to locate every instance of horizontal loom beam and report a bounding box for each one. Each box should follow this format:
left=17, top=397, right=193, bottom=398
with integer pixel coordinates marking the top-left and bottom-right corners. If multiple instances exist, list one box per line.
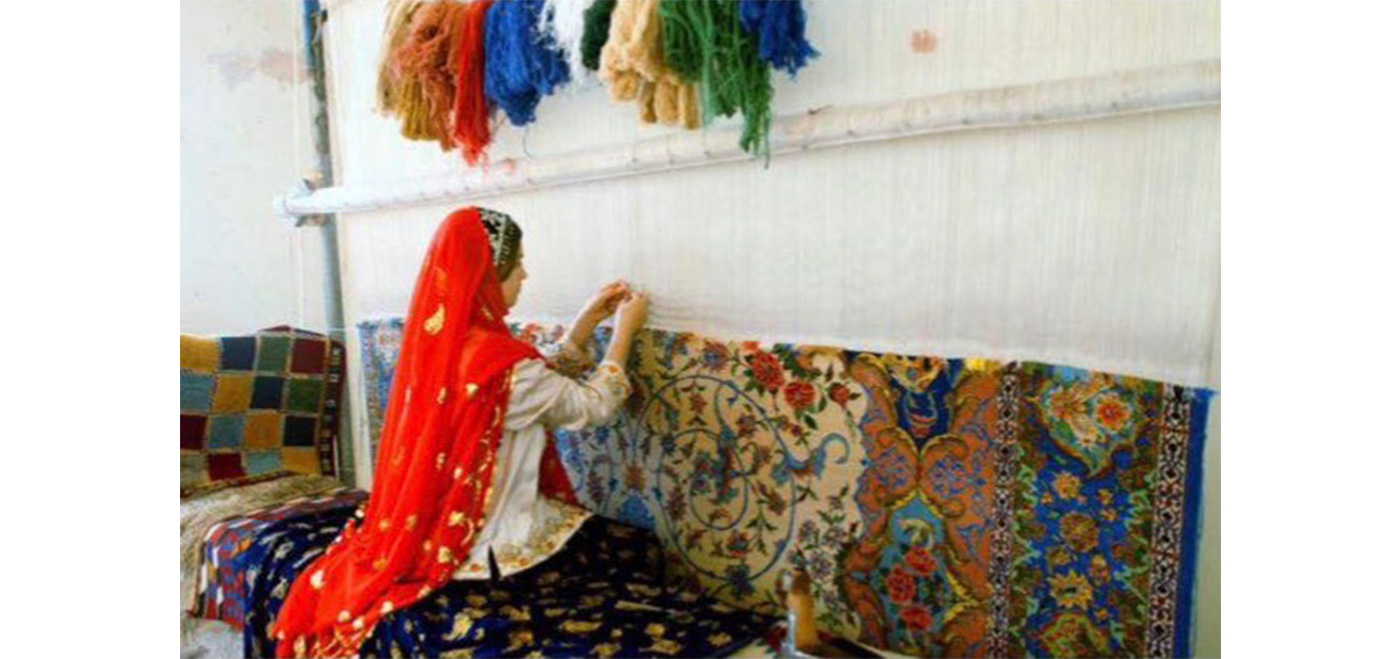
left=274, top=58, right=1221, bottom=219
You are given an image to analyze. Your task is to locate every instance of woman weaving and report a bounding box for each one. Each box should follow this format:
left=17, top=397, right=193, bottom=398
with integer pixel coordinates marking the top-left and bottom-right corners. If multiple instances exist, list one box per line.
left=271, top=207, right=652, bottom=656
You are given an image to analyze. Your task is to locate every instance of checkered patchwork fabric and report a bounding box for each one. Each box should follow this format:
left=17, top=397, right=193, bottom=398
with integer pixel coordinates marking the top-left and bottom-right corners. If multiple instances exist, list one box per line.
left=181, top=327, right=345, bottom=497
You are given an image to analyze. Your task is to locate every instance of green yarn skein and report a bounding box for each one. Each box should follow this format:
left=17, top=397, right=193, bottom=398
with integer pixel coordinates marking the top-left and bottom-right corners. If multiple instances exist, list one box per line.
left=660, top=0, right=773, bottom=157
left=581, top=0, right=618, bottom=72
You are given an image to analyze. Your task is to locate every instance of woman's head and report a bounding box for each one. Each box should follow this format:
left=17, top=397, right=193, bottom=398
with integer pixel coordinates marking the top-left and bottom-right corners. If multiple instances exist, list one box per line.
left=478, top=208, right=526, bottom=309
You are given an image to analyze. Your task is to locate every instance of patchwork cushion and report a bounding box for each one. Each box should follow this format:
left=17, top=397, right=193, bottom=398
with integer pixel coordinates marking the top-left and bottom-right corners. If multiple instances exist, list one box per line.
left=211, top=373, right=253, bottom=413
left=181, top=327, right=345, bottom=498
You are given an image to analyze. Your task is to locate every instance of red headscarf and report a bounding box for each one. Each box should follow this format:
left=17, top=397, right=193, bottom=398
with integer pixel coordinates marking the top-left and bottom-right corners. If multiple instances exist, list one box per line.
left=273, top=207, right=579, bottom=657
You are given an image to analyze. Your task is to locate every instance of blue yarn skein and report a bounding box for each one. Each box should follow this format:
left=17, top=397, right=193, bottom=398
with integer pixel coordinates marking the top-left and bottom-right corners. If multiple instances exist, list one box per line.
left=739, top=0, right=818, bottom=78
left=485, top=0, right=571, bottom=127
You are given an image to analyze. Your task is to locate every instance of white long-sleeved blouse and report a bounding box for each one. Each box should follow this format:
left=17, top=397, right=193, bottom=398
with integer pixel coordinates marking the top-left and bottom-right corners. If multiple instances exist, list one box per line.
left=452, top=340, right=629, bottom=580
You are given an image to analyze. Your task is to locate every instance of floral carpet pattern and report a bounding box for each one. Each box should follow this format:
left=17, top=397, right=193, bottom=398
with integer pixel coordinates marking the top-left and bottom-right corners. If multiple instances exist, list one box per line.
left=357, top=319, right=1212, bottom=658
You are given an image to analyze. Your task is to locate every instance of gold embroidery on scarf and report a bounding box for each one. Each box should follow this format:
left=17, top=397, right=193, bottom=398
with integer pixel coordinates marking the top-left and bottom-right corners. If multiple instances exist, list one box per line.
left=337, top=610, right=351, bottom=623
left=373, top=557, right=388, bottom=571
left=481, top=483, right=496, bottom=518
left=453, top=466, right=463, bottom=480
left=481, top=307, right=494, bottom=322
left=405, top=515, right=417, bottom=530
left=647, top=639, right=682, bottom=655
left=506, top=630, right=533, bottom=653
left=310, top=570, right=325, bottom=589
left=352, top=617, right=364, bottom=631
left=437, top=546, right=454, bottom=564
left=465, top=383, right=479, bottom=399
left=379, top=520, right=390, bottom=532
left=630, top=583, right=663, bottom=598
left=446, top=611, right=477, bottom=641
left=562, top=620, right=602, bottom=634
left=438, top=387, right=447, bottom=404
left=432, top=266, right=450, bottom=296
left=448, top=511, right=466, bottom=526
left=436, top=452, right=446, bottom=470
left=381, top=601, right=394, bottom=615
left=424, top=304, right=445, bottom=335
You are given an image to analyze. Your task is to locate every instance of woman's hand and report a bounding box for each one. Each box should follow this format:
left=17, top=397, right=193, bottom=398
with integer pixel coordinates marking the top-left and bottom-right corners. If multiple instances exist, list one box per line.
left=614, top=290, right=650, bottom=336
left=605, top=290, right=649, bottom=368
left=569, top=280, right=630, bottom=350
left=578, top=280, right=629, bottom=327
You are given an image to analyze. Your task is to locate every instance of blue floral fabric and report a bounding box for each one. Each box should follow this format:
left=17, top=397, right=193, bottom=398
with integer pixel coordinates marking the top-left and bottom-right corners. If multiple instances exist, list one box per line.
left=237, top=501, right=778, bottom=657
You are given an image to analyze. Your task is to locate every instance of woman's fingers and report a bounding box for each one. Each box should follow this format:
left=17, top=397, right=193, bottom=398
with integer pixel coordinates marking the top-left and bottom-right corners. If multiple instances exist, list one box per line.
left=605, top=283, right=631, bottom=304
left=591, top=282, right=627, bottom=309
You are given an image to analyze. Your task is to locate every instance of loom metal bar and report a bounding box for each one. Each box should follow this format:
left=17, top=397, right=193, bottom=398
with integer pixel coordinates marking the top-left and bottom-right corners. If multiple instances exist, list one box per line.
left=275, top=58, right=1220, bottom=218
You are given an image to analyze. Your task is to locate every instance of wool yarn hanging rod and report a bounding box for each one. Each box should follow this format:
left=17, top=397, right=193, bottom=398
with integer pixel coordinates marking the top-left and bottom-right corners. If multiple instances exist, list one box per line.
left=275, top=58, right=1219, bottom=218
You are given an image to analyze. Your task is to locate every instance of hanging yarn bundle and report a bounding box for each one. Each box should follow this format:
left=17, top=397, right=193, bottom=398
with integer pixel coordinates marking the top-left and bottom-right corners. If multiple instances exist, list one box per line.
left=376, top=0, right=423, bottom=115
left=660, top=0, right=773, bottom=154
left=597, top=0, right=649, bottom=102
left=370, top=0, right=815, bottom=164
left=392, top=1, right=470, bottom=149
left=658, top=0, right=702, bottom=83
left=453, top=0, right=496, bottom=163
left=484, top=0, right=571, bottom=127
left=580, top=0, right=617, bottom=72
left=539, top=0, right=594, bottom=87
left=738, top=0, right=818, bottom=77
left=598, top=0, right=700, bottom=129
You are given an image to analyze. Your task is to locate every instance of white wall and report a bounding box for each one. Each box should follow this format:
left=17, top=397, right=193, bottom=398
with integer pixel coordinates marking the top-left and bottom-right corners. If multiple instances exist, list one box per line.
left=319, top=1, right=1220, bottom=654
left=182, top=0, right=328, bottom=335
